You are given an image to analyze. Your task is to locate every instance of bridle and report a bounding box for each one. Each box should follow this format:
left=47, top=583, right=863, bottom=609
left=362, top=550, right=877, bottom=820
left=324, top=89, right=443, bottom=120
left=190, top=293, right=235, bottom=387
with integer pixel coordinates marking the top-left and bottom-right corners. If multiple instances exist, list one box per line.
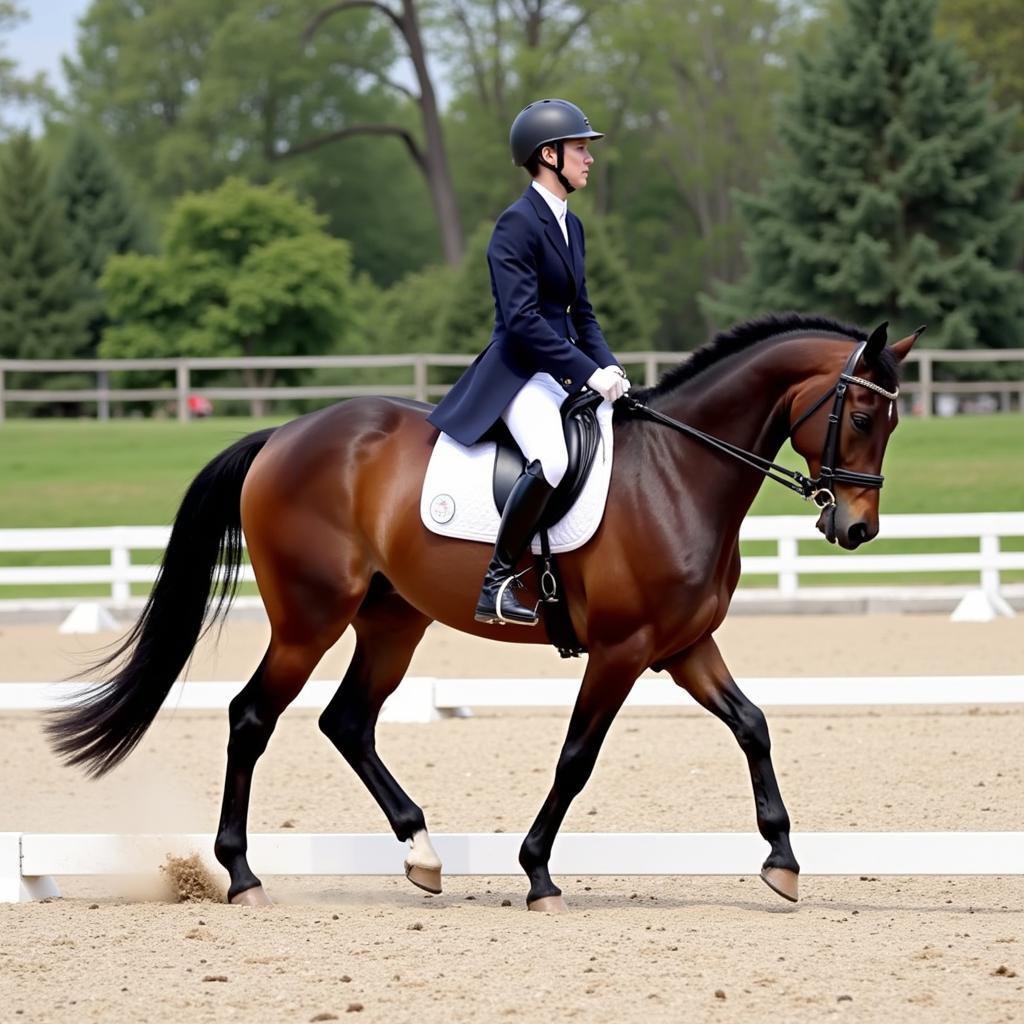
left=623, top=340, right=900, bottom=513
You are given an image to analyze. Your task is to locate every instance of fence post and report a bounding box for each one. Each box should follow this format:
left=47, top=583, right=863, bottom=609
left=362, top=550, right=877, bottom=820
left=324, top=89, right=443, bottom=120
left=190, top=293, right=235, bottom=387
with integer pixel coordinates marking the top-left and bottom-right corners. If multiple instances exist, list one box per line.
left=111, top=542, right=131, bottom=607
left=97, top=369, right=110, bottom=421
left=980, top=533, right=1001, bottom=596
left=0, top=367, right=5, bottom=423
left=917, top=353, right=933, bottom=418
left=414, top=357, right=428, bottom=403
left=176, top=363, right=190, bottom=422
left=645, top=355, right=658, bottom=387
left=778, top=536, right=799, bottom=595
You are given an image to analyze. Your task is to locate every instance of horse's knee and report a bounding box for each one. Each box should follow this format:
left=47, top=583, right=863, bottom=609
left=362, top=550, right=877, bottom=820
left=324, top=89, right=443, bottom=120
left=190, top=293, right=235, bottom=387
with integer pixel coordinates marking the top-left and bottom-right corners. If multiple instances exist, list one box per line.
left=731, top=702, right=770, bottom=756
left=552, top=739, right=594, bottom=798
left=318, top=706, right=367, bottom=760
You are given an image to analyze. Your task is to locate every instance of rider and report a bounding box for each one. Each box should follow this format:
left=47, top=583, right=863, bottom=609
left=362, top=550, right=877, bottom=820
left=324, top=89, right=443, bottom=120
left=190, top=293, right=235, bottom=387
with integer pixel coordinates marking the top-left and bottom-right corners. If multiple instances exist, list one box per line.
left=427, top=98, right=631, bottom=627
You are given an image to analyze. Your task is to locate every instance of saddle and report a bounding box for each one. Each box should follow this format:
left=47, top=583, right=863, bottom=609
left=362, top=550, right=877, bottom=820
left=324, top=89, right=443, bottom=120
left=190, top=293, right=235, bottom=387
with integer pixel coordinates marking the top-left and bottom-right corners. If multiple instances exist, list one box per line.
left=488, top=388, right=604, bottom=658
left=490, top=388, right=605, bottom=524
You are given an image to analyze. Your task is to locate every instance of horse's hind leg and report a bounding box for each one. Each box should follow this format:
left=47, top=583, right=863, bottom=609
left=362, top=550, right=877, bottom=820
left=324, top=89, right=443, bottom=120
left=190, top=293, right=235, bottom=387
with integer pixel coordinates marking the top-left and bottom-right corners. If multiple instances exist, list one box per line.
left=318, top=586, right=440, bottom=893
left=665, top=637, right=800, bottom=902
left=214, top=630, right=346, bottom=905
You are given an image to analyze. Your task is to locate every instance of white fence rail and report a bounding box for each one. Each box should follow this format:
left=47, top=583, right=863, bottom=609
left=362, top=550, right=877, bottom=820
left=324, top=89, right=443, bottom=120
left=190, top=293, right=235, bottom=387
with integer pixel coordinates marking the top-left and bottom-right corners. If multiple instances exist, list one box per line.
left=1, top=513, right=1022, bottom=609
left=2, top=676, right=1022, bottom=719
left=5, top=830, right=1024, bottom=902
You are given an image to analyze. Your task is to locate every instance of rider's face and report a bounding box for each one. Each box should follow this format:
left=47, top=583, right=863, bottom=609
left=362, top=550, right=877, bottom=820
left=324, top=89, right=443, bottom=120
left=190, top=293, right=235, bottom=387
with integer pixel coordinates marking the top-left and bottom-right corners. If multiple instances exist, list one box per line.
left=541, top=138, right=594, bottom=191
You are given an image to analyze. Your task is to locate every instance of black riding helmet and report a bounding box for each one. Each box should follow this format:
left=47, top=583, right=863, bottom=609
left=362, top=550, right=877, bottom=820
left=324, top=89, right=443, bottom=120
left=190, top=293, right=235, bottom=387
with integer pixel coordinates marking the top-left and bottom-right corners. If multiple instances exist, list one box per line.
left=509, top=98, right=604, bottom=194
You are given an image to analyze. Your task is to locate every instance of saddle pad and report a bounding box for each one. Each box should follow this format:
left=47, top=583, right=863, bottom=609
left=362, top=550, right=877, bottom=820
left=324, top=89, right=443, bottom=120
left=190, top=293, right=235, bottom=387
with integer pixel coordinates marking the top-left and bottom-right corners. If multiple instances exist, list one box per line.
left=420, top=400, right=615, bottom=554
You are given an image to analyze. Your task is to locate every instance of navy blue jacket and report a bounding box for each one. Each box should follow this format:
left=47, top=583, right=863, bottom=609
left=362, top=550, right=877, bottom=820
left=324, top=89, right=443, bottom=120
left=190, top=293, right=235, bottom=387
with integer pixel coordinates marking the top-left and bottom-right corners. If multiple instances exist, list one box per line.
left=427, top=186, right=618, bottom=446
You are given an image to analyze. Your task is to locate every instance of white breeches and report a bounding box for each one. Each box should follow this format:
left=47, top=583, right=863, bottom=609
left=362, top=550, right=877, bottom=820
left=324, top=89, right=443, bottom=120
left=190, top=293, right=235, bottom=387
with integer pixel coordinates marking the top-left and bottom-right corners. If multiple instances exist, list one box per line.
left=500, top=372, right=570, bottom=487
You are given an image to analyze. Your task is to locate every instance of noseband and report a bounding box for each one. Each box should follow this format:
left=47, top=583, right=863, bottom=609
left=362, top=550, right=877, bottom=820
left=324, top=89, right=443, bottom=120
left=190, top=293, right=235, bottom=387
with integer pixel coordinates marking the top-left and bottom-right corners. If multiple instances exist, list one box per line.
left=624, top=340, right=900, bottom=512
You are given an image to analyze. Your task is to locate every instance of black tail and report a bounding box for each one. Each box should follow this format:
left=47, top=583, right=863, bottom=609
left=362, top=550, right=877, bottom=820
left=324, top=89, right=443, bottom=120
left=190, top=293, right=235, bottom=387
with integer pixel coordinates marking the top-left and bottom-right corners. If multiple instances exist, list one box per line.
left=46, top=428, right=276, bottom=777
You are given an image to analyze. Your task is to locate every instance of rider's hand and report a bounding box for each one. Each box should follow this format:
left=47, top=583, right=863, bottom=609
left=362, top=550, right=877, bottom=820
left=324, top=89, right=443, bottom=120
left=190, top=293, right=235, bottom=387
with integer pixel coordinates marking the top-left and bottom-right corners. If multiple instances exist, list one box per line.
left=587, top=366, right=631, bottom=403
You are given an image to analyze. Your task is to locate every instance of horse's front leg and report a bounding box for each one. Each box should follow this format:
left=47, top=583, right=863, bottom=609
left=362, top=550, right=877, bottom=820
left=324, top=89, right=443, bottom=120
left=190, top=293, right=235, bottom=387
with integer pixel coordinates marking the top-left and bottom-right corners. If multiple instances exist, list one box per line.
left=519, top=644, right=643, bottom=912
left=664, top=637, right=800, bottom=901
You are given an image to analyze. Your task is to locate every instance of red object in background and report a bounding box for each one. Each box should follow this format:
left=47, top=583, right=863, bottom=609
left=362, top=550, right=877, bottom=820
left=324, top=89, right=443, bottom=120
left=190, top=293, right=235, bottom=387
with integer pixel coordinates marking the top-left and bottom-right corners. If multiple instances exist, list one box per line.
left=187, top=395, right=214, bottom=418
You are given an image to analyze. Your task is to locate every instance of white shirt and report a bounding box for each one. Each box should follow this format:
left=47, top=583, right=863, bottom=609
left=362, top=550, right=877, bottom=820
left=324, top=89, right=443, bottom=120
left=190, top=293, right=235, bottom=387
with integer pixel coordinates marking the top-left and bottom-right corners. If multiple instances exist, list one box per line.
left=531, top=180, right=569, bottom=246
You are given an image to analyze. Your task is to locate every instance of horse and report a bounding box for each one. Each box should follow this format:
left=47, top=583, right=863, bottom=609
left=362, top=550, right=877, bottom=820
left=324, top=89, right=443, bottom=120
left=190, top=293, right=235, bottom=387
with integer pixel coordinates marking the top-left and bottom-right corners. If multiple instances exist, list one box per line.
left=47, top=312, right=920, bottom=912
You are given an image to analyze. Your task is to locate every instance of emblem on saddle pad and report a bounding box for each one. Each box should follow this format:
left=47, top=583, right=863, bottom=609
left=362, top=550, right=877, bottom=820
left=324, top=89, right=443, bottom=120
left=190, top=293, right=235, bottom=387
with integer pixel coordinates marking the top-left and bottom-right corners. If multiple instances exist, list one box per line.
left=429, top=493, right=456, bottom=524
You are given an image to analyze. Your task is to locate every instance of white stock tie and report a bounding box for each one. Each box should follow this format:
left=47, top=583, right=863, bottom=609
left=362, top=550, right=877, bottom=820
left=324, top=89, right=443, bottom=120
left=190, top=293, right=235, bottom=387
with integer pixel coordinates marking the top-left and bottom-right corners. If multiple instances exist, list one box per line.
left=557, top=207, right=569, bottom=247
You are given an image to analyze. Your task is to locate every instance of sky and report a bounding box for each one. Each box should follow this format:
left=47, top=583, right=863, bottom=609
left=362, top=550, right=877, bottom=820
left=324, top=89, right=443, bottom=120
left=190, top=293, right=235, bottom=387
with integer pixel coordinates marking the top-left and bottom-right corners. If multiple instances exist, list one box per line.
left=6, top=0, right=90, bottom=124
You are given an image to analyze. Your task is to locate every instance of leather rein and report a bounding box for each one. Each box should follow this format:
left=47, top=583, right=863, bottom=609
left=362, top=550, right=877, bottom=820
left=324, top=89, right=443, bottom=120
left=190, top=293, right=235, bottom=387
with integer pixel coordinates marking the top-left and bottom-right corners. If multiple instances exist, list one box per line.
left=623, top=341, right=900, bottom=512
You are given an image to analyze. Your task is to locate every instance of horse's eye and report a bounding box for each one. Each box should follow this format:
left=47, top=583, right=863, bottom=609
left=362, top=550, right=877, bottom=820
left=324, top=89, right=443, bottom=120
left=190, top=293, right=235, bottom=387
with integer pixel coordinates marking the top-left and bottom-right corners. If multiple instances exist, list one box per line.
left=851, top=412, right=872, bottom=433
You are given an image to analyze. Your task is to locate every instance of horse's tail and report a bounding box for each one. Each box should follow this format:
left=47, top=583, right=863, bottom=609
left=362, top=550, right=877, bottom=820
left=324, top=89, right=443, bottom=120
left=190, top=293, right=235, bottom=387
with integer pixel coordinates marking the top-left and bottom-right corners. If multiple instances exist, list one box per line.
left=46, top=427, right=276, bottom=778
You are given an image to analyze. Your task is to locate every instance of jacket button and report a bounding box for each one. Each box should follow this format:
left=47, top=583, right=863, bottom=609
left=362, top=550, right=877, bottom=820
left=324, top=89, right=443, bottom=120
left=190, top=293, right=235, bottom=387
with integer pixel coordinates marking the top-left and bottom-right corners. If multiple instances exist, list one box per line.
left=562, top=378, right=572, bottom=386
left=566, top=305, right=572, bottom=314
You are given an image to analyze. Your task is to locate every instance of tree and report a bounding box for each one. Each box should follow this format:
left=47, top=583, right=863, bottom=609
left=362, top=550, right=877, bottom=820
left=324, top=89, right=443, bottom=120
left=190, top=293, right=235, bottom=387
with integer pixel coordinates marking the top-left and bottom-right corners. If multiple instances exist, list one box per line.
left=0, top=133, right=90, bottom=362
left=61, top=0, right=438, bottom=282
left=937, top=0, right=1023, bottom=141
left=703, top=0, right=1024, bottom=351
left=50, top=125, right=152, bottom=355
left=99, top=178, right=357, bottom=412
left=302, top=0, right=465, bottom=264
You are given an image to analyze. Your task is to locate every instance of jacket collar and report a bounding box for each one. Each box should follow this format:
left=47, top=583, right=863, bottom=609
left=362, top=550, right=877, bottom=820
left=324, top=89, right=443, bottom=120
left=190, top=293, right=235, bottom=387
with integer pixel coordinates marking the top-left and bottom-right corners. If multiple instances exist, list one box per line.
left=523, top=186, right=577, bottom=285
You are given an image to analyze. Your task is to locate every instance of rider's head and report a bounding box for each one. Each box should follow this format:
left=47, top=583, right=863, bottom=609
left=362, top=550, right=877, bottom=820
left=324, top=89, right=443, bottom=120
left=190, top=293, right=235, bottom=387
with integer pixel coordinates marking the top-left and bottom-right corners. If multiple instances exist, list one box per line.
left=509, top=98, right=604, bottom=196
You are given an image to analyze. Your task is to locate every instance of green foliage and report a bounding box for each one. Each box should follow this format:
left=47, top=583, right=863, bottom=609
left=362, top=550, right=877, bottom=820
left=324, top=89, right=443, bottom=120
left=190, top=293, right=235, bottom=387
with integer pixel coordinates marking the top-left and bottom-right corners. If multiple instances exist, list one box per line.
left=99, top=178, right=356, bottom=363
left=435, top=221, right=494, bottom=355
left=937, top=0, right=1024, bottom=142
left=0, top=133, right=90, bottom=360
left=704, top=0, right=1024, bottom=353
left=578, top=216, right=658, bottom=351
left=49, top=124, right=152, bottom=355
left=61, top=0, right=437, bottom=283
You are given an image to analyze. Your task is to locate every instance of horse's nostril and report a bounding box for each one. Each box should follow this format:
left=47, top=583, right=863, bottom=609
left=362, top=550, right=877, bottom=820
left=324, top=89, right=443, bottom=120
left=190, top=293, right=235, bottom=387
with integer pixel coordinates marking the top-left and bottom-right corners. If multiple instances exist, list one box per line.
left=848, top=522, right=871, bottom=546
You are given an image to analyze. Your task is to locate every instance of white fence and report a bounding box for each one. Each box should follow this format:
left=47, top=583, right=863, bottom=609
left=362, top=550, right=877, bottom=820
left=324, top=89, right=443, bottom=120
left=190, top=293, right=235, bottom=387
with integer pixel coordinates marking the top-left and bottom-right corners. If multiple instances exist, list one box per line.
left=3, top=675, right=1023, bottom=721
left=1, top=512, right=1022, bottom=610
left=5, top=831, right=1023, bottom=903
left=4, top=673, right=1021, bottom=901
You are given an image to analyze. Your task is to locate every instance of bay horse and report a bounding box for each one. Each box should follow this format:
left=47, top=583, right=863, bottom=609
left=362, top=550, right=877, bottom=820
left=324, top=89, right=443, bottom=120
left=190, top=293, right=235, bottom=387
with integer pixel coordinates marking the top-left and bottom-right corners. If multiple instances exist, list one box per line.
left=48, top=313, right=919, bottom=911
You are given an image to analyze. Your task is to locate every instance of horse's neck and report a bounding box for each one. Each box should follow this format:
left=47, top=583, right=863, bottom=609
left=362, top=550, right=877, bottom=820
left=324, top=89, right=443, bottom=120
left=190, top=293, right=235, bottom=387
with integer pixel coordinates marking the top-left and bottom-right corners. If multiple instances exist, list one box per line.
left=655, top=343, right=801, bottom=452
left=649, top=340, right=811, bottom=512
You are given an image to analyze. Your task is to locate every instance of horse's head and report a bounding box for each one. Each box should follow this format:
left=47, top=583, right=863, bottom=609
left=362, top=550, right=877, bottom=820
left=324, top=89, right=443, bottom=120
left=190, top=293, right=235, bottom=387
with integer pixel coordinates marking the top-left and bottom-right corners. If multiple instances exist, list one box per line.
left=789, top=323, right=921, bottom=550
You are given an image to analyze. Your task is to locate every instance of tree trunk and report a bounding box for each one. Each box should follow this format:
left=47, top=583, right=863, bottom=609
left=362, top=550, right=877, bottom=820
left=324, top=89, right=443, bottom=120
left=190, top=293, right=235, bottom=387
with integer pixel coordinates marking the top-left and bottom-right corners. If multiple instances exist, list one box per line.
left=304, top=0, right=464, bottom=265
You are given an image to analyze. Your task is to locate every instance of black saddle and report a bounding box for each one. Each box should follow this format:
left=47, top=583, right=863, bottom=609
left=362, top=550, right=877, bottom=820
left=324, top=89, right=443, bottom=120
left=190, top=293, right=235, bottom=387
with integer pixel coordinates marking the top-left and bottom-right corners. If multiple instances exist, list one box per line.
left=491, top=388, right=605, bottom=527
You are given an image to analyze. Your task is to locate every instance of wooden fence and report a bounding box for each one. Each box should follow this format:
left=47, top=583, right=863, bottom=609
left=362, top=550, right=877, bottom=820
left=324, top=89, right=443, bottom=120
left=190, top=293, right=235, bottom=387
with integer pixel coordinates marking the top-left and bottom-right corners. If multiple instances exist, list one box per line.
left=2, top=349, right=1023, bottom=420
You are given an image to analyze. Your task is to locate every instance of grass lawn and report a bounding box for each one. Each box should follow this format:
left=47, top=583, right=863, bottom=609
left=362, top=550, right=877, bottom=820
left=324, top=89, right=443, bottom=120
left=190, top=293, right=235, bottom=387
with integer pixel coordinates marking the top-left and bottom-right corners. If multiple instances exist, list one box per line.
left=0, top=413, right=1021, bottom=596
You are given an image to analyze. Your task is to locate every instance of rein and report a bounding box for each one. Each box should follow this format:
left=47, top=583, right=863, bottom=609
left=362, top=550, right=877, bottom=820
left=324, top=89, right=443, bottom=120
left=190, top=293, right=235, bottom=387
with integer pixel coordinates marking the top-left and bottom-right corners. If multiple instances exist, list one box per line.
left=623, top=341, right=899, bottom=512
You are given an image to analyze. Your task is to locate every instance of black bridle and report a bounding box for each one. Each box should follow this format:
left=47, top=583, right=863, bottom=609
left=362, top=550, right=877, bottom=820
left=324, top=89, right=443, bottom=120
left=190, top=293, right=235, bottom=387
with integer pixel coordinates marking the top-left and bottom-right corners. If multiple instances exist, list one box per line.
left=623, top=341, right=900, bottom=512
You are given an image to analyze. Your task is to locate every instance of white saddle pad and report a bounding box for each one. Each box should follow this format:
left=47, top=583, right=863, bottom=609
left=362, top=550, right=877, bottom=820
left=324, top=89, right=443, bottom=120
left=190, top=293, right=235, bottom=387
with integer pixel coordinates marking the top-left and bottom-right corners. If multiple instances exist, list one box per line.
left=420, top=400, right=615, bottom=554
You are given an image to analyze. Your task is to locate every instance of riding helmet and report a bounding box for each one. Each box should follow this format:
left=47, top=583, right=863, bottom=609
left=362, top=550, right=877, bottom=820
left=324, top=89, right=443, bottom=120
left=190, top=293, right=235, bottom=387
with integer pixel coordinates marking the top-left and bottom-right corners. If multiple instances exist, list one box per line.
left=509, top=98, right=604, bottom=167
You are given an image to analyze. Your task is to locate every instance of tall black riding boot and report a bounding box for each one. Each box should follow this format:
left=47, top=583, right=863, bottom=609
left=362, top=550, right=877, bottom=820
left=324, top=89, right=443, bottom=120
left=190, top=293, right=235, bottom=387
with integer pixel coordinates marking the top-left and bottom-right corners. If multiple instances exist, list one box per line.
left=474, top=460, right=555, bottom=626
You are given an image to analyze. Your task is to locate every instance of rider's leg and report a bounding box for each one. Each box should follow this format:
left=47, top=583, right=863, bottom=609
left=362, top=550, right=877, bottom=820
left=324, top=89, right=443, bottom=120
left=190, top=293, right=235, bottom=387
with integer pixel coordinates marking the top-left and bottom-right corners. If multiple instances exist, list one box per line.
left=474, top=373, right=569, bottom=626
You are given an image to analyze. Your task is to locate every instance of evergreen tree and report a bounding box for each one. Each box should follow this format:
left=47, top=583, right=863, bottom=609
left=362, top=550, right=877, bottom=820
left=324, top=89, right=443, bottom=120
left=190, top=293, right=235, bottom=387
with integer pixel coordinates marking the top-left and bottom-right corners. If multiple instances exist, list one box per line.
left=50, top=125, right=151, bottom=355
left=0, top=133, right=90, bottom=361
left=703, top=0, right=1024, bottom=351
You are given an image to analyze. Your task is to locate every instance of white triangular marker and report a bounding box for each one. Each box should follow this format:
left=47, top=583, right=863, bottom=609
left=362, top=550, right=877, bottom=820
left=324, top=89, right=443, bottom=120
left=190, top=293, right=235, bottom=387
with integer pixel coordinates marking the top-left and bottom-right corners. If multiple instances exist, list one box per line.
left=59, top=603, right=120, bottom=634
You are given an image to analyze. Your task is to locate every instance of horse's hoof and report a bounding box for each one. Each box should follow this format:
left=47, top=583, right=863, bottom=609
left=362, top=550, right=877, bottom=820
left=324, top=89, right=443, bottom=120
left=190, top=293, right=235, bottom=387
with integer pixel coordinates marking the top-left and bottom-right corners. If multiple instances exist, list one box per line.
left=405, top=862, right=442, bottom=895
left=760, top=867, right=799, bottom=903
left=229, top=885, right=272, bottom=907
left=527, top=895, right=568, bottom=913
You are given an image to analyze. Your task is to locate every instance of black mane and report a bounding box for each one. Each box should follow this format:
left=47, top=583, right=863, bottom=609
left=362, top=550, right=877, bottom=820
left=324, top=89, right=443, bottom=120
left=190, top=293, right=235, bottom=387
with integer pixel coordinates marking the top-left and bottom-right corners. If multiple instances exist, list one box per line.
left=639, top=312, right=872, bottom=400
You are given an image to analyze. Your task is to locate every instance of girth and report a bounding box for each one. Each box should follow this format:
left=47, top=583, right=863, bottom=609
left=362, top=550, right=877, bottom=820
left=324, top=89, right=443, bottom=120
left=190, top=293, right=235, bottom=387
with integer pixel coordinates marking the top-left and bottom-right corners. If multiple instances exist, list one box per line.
left=491, top=388, right=604, bottom=526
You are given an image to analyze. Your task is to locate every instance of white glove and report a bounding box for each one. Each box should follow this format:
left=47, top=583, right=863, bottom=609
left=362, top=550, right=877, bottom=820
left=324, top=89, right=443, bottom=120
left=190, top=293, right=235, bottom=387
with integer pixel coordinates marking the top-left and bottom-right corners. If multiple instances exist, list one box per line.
left=586, top=365, right=631, bottom=402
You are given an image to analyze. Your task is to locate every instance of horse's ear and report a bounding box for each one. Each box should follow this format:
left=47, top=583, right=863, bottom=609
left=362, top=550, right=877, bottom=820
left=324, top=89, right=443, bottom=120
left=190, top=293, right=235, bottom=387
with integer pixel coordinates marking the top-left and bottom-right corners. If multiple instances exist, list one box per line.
left=889, top=324, right=926, bottom=364
left=864, top=321, right=889, bottom=359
